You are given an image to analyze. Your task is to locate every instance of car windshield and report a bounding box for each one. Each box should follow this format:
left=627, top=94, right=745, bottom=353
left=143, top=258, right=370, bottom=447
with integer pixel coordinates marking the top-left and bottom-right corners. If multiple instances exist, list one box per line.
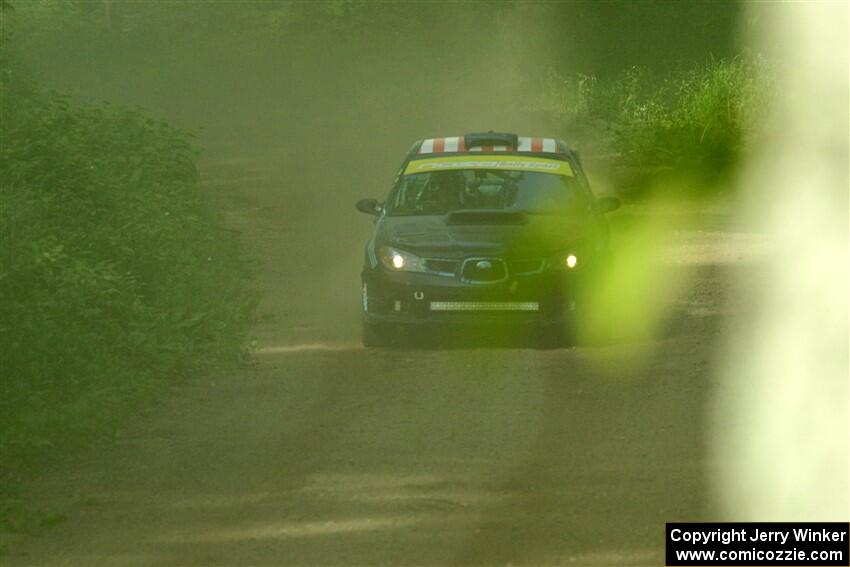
left=386, top=169, right=590, bottom=216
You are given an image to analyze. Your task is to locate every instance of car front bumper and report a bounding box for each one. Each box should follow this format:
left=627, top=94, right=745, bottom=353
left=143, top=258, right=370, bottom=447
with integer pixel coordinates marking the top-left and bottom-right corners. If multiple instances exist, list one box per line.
left=362, top=267, right=580, bottom=329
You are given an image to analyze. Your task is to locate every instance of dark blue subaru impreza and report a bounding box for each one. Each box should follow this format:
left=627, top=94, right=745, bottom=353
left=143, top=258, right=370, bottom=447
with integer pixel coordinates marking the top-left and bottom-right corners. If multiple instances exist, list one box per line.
left=355, top=132, right=619, bottom=347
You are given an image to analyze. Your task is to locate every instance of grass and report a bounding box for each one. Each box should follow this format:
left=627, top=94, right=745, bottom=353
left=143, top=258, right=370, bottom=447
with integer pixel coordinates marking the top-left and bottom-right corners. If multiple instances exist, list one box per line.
left=0, top=49, right=258, bottom=525
left=533, top=57, right=770, bottom=196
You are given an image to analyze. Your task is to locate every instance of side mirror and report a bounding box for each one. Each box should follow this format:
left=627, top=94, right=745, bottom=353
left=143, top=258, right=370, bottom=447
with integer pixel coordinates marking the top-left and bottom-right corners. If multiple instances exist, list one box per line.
left=356, top=198, right=382, bottom=216
left=593, top=196, right=620, bottom=214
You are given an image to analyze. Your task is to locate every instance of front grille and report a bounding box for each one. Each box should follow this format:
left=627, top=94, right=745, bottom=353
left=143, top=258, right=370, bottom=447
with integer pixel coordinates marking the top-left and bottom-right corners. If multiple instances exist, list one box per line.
left=423, top=258, right=460, bottom=276
left=461, top=258, right=507, bottom=283
left=509, top=258, right=544, bottom=275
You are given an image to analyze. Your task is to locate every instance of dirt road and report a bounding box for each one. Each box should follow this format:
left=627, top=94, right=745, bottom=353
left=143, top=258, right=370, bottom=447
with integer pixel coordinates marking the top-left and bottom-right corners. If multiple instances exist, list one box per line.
left=3, top=154, right=763, bottom=566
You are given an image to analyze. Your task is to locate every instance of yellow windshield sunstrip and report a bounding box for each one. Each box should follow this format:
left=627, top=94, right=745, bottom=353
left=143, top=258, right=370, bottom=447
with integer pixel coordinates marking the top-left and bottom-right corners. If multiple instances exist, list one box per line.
left=404, top=155, right=574, bottom=177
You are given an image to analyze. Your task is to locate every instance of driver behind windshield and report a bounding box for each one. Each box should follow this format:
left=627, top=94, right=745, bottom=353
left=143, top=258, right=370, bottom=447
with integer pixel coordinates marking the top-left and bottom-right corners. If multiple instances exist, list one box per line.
left=390, top=168, right=588, bottom=215
left=416, top=170, right=464, bottom=211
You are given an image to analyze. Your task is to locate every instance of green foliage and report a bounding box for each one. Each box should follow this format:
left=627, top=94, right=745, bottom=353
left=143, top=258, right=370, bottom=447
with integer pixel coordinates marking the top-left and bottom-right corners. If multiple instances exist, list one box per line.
left=536, top=58, right=769, bottom=193
left=0, top=61, right=257, bottom=473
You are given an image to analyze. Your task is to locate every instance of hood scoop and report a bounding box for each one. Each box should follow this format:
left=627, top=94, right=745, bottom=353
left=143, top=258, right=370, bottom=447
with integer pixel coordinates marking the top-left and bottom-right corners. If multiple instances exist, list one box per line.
left=446, top=210, right=527, bottom=226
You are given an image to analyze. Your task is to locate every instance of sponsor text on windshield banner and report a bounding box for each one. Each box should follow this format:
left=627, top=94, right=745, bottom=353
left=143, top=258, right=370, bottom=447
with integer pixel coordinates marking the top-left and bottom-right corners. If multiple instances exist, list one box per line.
left=404, top=155, right=574, bottom=177
left=666, top=523, right=849, bottom=566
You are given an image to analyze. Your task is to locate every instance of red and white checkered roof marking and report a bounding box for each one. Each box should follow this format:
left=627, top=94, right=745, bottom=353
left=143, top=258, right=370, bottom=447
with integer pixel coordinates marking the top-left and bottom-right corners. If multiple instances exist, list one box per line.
left=419, top=136, right=561, bottom=154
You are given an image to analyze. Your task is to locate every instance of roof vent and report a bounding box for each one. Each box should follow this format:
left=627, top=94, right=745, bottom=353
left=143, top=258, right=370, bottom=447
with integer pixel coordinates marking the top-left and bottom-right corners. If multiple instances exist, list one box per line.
left=464, top=131, right=519, bottom=149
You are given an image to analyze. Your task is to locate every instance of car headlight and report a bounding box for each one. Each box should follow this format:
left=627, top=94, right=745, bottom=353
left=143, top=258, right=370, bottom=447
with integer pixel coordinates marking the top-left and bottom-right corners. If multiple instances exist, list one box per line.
left=548, top=251, right=581, bottom=271
left=378, top=246, right=426, bottom=272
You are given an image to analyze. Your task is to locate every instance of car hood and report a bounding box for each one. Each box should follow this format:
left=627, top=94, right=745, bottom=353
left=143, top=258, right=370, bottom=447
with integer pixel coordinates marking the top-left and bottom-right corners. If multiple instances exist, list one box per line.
left=378, top=211, right=594, bottom=259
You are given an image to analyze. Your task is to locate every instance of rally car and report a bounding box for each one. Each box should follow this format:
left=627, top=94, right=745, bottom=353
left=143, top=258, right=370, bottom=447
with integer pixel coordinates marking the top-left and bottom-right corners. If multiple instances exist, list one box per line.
left=355, top=132, right=619, bottom=347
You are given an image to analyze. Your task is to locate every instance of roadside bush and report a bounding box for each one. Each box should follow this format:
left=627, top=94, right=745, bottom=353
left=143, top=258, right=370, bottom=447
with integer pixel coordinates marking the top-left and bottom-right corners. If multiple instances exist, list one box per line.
left=0, top=64, right=257, bottom=473
left=535, top=58, right=769, bottom=194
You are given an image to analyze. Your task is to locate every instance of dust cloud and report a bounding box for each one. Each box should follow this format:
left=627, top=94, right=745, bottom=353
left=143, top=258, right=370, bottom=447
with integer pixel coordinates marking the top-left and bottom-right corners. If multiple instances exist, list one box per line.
left=9, top=3, right=845, bottom=564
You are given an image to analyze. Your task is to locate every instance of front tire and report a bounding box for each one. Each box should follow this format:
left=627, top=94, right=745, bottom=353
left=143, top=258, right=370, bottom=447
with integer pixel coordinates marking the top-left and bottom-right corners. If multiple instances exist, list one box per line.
left=362, top=318, right=390, bottom=348
left=534, top=323, right=568, bottom=350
